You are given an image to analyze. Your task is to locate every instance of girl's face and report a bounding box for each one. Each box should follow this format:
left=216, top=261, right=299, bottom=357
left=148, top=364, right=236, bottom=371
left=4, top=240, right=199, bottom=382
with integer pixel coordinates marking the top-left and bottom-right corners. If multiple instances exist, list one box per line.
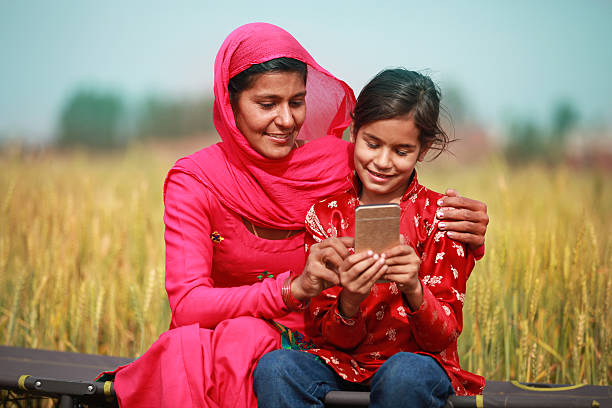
left=233, top=71, right=306, bottom=159
left=351, top=115, right=427, bottom=205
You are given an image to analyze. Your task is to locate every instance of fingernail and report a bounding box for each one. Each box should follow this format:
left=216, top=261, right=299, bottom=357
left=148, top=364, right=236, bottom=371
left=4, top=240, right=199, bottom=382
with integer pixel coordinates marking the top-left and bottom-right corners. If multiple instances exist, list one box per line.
left=447, top=231, right=454, bottom=237
left=436, top=209, right=444, bottom=219
left=439, top=222, right=446, bottom=229
left=367, top=250, right=373, bottom=256
left=437, top=199, right=443, bottom=206
left=373, top=253, right=379, bottom=260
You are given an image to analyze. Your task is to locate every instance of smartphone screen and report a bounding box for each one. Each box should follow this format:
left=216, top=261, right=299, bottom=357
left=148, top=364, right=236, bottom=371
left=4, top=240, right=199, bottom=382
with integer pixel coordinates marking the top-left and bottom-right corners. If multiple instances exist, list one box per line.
left=354, top=204, right=401, bottom=254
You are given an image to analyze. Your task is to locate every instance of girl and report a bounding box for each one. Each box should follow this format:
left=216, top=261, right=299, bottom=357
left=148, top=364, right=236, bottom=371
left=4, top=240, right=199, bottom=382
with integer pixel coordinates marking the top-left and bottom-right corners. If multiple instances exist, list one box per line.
left=253, top=68, right=485, bottom=407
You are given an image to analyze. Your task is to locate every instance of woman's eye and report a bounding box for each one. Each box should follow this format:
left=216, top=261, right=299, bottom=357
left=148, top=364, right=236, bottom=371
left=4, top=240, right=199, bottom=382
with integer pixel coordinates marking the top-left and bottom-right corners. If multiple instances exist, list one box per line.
left=258, top=102, right=274, bottom=109
left=290, top=100, right=305, bottom=107
left=366, top=142, right=379, bottom=149
left=396, top=149, right=409, bottom=156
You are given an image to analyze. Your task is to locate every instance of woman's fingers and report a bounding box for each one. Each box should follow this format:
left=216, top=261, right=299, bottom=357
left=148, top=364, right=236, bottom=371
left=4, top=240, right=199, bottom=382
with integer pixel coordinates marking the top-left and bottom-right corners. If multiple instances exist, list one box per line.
left=439, top=189, right=488, bottom=213
left=437, top=220, right=486, bottom=247
left=437, top=206, right=489, bottom=224
left=436, top=190, right=488, bottom=251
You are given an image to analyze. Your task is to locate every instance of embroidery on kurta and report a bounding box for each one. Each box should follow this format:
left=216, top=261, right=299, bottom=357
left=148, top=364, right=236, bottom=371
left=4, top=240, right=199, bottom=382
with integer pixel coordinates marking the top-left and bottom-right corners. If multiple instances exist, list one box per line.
left=257, top=271, right=274, bottom=280
left=210, top=231, right=224, bottom=243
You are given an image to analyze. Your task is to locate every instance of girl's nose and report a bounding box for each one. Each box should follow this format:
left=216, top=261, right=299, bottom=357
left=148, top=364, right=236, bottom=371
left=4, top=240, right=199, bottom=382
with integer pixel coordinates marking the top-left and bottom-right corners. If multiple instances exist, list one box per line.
left=373, top=149, right=392, bottom=169
left=275, top=104, right=294, bottom=129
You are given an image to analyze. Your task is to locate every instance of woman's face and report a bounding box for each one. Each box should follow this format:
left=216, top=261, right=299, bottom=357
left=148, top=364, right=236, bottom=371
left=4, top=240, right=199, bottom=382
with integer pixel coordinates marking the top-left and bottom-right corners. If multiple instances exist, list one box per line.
left=232, top=71, right=306, bottom=159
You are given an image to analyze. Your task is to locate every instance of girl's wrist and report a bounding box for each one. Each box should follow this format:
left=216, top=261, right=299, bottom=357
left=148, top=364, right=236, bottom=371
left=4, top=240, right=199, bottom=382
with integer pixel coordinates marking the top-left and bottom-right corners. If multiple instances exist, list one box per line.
left=400, top=281, right=423, bottom=311
left=339, top=292, right=363, bottom=318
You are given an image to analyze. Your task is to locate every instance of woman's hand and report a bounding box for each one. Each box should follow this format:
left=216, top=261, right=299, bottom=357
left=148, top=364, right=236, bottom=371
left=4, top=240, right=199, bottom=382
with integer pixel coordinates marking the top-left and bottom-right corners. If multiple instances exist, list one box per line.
left=436, top=189, right=489, bottom=251
left=338, top=251, right=388, bottom=317
left=383, top=237, right=423, bottom=311
left=292, top=237, right=353, bottom=301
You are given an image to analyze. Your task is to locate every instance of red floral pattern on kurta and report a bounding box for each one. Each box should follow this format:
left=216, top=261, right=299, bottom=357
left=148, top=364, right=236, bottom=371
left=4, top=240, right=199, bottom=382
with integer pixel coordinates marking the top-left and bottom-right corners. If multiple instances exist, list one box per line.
left=302, top=172, right=485, bottom=396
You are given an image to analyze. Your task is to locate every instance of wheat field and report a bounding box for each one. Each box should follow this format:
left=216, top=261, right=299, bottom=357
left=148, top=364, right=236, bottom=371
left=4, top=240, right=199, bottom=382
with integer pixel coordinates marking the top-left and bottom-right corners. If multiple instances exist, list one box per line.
left=1, top=141, right=610, bottom=385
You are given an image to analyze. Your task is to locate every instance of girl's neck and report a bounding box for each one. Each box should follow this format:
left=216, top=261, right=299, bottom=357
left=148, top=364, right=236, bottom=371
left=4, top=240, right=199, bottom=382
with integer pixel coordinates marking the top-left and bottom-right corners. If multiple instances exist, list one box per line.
left=357, top=170, right=415, bottom=206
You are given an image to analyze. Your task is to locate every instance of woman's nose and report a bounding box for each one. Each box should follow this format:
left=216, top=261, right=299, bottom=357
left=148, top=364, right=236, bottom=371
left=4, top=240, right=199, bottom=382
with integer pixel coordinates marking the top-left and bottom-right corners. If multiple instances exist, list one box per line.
left=275, top=104, right=294, bottom=129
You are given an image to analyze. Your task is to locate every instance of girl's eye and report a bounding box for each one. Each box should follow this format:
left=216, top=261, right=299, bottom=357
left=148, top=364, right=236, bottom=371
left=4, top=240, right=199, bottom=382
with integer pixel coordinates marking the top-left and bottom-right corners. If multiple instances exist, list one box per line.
left=396, top=149, right=409, bottom=156
left=366, top=142, right=379, bottom=149
left=290, top=100, right=305, bottom=107
left=258, top=102, right=274, bottom=109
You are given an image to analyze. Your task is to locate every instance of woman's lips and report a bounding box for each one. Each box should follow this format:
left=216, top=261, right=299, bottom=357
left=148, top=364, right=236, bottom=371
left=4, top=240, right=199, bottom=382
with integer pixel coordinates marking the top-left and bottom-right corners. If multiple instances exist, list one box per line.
left=265, top=133, right=293, bottom=144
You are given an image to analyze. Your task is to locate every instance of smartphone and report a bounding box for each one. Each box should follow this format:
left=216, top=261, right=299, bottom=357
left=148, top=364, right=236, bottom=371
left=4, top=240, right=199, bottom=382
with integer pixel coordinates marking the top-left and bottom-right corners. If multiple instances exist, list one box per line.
left=354, top=203, right=401, bottom=254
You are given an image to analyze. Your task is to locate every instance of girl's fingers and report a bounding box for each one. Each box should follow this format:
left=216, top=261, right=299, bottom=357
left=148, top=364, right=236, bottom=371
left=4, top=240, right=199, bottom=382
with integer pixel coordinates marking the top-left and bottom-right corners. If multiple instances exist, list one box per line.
left=384, top=244, right=416, bottom=259
left=353, top=256, right=386, bottom=286
left=344, top=254, right=379, bottom=280
left=384, top=253, right=420, bottom=267
left=384, top=264, right=420, bottom=276
left=344, top=250, right=376, bottom=266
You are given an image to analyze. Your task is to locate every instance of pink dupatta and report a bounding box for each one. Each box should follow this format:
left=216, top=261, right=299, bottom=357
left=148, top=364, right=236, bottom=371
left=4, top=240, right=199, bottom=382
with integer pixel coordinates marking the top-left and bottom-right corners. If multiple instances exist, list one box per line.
left=167, top=22, right=356, bottom=229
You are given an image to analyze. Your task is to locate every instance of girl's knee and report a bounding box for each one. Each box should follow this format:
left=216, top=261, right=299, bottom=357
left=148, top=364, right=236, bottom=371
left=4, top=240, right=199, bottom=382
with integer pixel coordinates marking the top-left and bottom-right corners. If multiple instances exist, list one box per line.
left=377, top=353, right=447, bottom=388
left=255, top=349, right=297, bottom=378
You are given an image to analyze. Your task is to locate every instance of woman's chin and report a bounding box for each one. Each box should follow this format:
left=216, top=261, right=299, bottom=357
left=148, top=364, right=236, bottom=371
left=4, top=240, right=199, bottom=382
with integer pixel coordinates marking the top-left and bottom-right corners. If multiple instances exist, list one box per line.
left=256, top=138, right=297, bottom=160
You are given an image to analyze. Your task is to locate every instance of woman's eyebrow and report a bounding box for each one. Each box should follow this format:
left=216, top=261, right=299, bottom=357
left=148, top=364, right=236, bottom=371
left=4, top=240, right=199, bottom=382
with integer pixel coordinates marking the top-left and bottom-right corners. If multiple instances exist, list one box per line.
left=254, top=91, right=307, bottom=99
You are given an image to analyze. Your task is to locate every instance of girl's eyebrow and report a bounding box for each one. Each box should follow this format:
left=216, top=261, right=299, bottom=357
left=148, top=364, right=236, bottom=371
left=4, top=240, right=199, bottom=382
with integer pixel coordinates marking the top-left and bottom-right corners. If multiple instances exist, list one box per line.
left=363, top=132, right=417, bottom=148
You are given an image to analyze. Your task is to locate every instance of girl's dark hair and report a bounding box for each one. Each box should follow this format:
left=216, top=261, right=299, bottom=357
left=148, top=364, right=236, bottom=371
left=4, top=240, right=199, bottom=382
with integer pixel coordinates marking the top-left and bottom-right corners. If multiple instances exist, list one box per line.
left=352, top=68, right=451, bottom=158
left=228, top=57, right=308, bottom=103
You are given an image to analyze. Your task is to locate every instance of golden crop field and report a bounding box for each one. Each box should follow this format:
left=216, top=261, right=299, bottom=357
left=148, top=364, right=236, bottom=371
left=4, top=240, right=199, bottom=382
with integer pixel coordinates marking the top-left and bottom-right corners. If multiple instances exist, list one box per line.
left=1, top=141, right=610, bottom=386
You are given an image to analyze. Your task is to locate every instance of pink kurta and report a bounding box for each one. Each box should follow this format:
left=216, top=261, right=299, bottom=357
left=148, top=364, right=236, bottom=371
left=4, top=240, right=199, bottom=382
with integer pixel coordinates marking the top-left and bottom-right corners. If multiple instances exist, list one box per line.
left=111, top=170, right=308, bottom=408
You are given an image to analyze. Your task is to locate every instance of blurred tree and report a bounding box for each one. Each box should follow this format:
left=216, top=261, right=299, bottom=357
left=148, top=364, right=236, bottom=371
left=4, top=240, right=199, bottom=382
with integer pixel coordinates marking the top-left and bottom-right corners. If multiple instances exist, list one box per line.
left=137, top=94, right=214, bottom=139
left=551, top=100, right=579, bottom=143
left=504, top=117, right=545, bottom=162
left=504, top=99, right=580, bottom=163
left=57, top=88, right=126, bottom=148
left=442, top=85, right=469, bottom=124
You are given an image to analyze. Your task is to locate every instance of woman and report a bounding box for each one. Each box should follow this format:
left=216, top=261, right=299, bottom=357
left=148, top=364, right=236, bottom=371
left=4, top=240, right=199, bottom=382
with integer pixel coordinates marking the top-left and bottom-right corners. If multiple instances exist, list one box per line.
left=107, top=23, right=488, bottom=408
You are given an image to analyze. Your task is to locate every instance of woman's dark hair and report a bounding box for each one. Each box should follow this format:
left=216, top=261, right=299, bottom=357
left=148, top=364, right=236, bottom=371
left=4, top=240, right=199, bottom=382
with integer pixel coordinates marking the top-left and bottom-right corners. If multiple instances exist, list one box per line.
left=352, top=68, right=451, bottom=158
left=228, top=57, right=308, bottom=103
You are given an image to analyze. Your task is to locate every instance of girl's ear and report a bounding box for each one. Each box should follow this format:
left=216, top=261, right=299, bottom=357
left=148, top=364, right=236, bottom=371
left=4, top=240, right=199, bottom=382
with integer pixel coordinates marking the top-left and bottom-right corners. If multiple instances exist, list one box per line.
left=349, top=121, right=356, bottom=144
left=418, top=143, right=432, bottom=161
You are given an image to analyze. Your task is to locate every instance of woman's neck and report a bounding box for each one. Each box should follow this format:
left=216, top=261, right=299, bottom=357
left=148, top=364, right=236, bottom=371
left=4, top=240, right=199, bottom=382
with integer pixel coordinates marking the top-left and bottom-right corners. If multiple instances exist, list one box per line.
left=242, top=218, right=302, bottom=240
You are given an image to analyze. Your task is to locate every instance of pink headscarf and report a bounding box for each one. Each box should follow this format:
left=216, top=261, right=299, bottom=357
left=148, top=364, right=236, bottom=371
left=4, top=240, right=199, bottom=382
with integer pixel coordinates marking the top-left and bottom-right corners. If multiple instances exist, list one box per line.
left=167, top=23, right=356, bottom=229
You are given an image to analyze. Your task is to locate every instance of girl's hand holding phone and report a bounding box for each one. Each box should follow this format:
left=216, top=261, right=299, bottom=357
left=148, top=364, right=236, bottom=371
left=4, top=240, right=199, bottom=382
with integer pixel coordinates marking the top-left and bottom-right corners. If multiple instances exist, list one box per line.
left=383, top=236, right=423, bottom=311
left=338, top=250, right=388, bottom=317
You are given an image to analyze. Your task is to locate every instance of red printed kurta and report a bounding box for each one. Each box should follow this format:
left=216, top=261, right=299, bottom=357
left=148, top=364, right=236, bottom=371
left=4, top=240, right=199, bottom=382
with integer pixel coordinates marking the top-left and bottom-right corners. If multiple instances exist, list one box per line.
left=302, top=172, right=485, bottom=396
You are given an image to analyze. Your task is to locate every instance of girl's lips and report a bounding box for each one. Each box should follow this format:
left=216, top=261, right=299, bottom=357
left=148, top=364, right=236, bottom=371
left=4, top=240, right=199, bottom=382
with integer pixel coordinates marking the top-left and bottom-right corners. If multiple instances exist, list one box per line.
left=366, top=168, right=395, bottom=182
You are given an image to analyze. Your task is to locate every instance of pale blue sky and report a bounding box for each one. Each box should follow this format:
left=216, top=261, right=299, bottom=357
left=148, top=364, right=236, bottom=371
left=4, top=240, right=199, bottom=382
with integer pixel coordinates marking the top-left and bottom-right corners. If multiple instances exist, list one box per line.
left=1, top=0, right=611, bottom=142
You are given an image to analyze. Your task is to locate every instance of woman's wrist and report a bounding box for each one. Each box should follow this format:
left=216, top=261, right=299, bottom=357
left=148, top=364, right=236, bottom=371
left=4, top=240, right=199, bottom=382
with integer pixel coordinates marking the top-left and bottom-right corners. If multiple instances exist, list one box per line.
left=282, top=273, right=310, bottom=311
